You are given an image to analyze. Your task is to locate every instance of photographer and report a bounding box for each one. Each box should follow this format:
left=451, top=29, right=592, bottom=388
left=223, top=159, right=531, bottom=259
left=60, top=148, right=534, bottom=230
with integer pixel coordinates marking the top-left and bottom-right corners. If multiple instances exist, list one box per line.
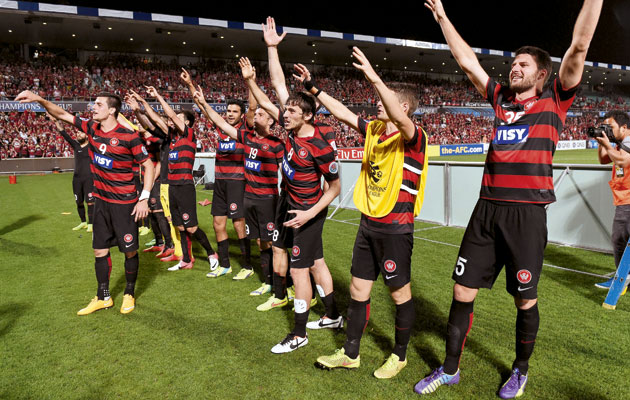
left=594, top=111, right=630, bottom=289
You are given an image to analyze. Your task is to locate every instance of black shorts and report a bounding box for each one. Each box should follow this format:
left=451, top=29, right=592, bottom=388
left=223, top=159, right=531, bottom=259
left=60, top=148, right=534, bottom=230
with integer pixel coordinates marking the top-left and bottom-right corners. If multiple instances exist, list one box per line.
left=72, top=175, right=94, bottom=204
left=245, top=195, right=277, bottom=241
left=149, top=181, right=163, bottom=211
left=92, top=198, right=139, bottom=252
left=211, top=178, right=245, bottom=219
left=453, top=199, right=547, bottom=300
left=273, top=196, right=327, bottom=269
left=169, top=184, right=198, bottom=227
left=350, top=225, right=413, bottom=287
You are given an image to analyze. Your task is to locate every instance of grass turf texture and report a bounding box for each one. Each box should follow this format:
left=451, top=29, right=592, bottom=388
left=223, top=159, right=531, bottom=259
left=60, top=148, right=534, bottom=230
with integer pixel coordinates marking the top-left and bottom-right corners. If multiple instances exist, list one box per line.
left=1, top=173, right=628, bottom=400
left=433, top=148, right=601, bottom=164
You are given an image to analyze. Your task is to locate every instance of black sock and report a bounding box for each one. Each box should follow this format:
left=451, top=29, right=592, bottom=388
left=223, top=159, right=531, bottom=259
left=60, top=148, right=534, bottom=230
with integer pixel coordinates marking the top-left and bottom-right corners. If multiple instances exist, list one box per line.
left=286, top=269, right=294, bottom=288
left=343, top=298, right=370, bottom=359
left=239, top=238, right=251, bottom=267
left=393, top=299, right=415, bottom=362
left=443, top=299, right=474, bottom=375
left=217, top=239, right=230, bottom=268
left=273, top=272, right=286, bottom=299
left=321, top=291, right=340, bottom=319
left=87, top=203, right=94, bottom=224
left=124, top=253, right=139, bottom=296
left=77, top=202, right=86, bottom=223
left=155, top=212, right=172, bottom=248
left=310, top=273, right=317, bottom=299
left=180, top=231, right=191, bottom=263
left=193, top=228, right=215, bottom=256
left=150, top=213, right=164, bottom=245
left=95, top=253, right=111, bottom=300
left=513, top=304, right=539, bottom=375
left=260, top=248, right=272, bottom=284
left=292, top=309, right=309, bottom=338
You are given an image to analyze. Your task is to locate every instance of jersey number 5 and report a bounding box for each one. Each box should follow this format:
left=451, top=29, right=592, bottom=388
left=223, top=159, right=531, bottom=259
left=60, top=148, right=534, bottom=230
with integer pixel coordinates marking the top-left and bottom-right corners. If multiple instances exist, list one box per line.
left=455, top=256, right=467, bottom=276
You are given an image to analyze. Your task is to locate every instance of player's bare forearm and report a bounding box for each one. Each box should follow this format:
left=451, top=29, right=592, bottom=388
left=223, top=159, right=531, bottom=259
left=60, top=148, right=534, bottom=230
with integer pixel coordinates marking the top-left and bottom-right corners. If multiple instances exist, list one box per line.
left=312, top=90, right=359, bottom=131
left=246, top=89, right=257, bottom=128
left=141, top=159, right=155, bottom=193
left=134, top=110, right=155, bottom=131
left=156, top=94, right=185, bottom=133
left=371, top=79, right=416, bottom=141
left=268, top=47, right=290, bottom=106
left=246, top=78, right=279, bottom=121
left=16, top=91, right=74, bottom=124
left=559, top=0, right=602, bottom=89
left=200, top=101, right=237, bottom=139
left=285, top=179, right=340, bottom=228
left=135, top=94, right=168, bottom=133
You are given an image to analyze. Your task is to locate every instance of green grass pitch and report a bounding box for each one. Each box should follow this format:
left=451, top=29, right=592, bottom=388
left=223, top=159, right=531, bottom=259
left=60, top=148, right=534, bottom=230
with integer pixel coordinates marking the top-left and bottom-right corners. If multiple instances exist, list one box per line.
left=1, top=173, right=628, bottom=399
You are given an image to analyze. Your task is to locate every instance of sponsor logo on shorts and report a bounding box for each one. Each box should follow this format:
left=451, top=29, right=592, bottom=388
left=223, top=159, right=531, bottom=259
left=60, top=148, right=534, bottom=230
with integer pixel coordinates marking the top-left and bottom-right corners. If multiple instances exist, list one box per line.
left=94, top=154, right=114, bottom=169
left=292, top=246, right=300, bottom=257
left=384, top=259, right=397, bottom=273
left=245, top=158, right=262, bottom=171
left=493, top=125, right=529, bottom=145
left=230, top=203, right=237, bottom=211
left=219, top=141, right=236, bottom=152
left=267, top=222, right=275, bottom=231
left=298, top=148, right=308, bottom=159
left=517, top=269, right=532, bottom=284
left=182, top=213, right=189, bottom=221
left=168, top=151, right=179, bottom=160
left=88, top=192, right=93, bottom=198
left=329, top=161, right=339, bottom=174
left=262, top=144, right=270, bottom=151
left=123, top=234, right=133, bottom=243
left=110, top=138, right=119, bottom=146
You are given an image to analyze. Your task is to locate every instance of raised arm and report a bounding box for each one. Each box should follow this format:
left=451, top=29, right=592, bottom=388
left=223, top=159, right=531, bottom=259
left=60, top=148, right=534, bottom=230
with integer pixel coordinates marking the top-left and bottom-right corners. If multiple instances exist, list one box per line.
left=263, top=17, right=289, bottom=106
left=125, top=93, right=155, bottom=132
left=558, top=0, right=603, bottom=89
left=352, top=47, right=416, bottom=141
left=192, top=85, right=238, bottom=140
left=15, top=90, right=75, bottom=124
left=425, top=0, right=489, bottom=96
left=180, top=68, right=198, bottom=97
left=293, top=63, right=359, bottom=132
left=246, top=85, right=257, bottom=128
left=145, top=85, right=186, bottom=133
left=129, top=90, right=168, bottom=133
left=240, top=57, right=280, bottom=121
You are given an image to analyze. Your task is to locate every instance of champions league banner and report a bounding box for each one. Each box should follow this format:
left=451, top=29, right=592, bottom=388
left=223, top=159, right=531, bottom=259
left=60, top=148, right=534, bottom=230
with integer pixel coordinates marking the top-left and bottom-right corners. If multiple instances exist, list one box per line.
left=0, top=101, right=226, bottom=114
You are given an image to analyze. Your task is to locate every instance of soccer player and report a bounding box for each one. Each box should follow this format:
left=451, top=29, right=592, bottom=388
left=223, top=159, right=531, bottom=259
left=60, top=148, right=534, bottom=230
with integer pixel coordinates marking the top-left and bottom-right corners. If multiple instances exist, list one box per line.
left=193, top=84, right=283, bottom=289
left=241, top=56, right=341, bottom=353
left=48, top=113, right=95, bottom=233
left=144, top=85, right=219, bottom=272
left=261, top=17, right=342, bottom=327
left=16, top=90, right=156, bottom=315
left=180, top=69, right=253, bottom=277
left=302, top=48, right=428, bottom=378
left=414, top=0, right=602, bottom=397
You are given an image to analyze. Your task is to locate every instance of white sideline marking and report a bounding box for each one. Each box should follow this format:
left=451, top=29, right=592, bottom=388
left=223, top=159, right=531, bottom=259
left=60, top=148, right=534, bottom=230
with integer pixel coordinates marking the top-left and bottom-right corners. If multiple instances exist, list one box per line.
left=414, top=225, right=447, bottom=232
left=329, top=217, right=609, bottom=279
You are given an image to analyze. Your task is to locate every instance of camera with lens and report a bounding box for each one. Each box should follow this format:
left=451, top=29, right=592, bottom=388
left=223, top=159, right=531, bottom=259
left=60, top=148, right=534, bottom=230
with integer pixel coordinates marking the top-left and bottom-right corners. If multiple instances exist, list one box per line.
left=587, top=124, right=616, bottom=143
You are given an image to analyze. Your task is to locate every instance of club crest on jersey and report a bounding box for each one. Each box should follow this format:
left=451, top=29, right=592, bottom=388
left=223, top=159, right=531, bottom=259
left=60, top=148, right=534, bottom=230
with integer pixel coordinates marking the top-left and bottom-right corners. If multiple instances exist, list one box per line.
left=94, top=154, right=113, bottom=169
left=493, top=125, right=529, bottom=145
left=298, top=148, right=308, bottom=159
left=230, top=203, right=237, bottom=211
left=267, top=222, right=275, bottom=231
left=109, top=138, right=119, bottom=146
left=182, top=213, right=189, bottom=221
left=245, top=158, right=262, bottom=171
left=384, top=259, right=397, bottom=273
left=292, top=246, right=300, bottom=257
left=517, top=269, right=532, bottom=284
left=262, top=144, right=270, bottom=151
left=281, top=156, right=295, bottom=180
left=219, top=141, right=236, bottom=152
left=329, top=161, right=339, bottom=174
left=123, top=234, right=133, bottom=243
left=151, top=198, right=156, bottom=204
left=169, top=151, right=179, bottom=160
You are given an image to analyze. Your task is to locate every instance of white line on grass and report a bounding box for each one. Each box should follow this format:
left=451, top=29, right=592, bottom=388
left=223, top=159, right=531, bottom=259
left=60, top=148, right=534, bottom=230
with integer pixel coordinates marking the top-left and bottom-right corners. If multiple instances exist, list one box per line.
left=414, top=225, right=447, bottom=232
left=328, top=217, right=608, bottom=279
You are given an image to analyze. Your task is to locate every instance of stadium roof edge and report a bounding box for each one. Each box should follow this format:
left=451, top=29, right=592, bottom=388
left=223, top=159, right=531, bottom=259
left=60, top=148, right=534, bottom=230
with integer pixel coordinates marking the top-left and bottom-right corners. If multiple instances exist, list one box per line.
left=2, top=1, right=629, bottom=73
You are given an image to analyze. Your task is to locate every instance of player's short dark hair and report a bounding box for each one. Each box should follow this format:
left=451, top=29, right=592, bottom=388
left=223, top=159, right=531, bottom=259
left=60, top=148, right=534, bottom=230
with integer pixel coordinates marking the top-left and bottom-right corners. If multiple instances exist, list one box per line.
left=388, top=83, right=419, bottom=117
left=286, top=92, right=317, bottom=123
left=514, top=46, right=553, bottom=85
left=96, top=93, right=122, bottom=118
left=604, top=111, right=630, bottom=128
left=180, top=110, right=196, bottom=126
left=227, top=99, right=246, bottom=114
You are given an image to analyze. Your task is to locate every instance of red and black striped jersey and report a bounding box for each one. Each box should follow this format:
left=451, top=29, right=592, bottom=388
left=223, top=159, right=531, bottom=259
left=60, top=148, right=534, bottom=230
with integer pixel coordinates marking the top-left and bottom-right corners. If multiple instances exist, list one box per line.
left=143, top=135, right=162, bottom=182
left=73, top=116, right=148, bottom=204
left=168, top=126, right=196, bottom=185
left=215, top=119, right=246, bottom=180
left=237, top=129, right=284, bottom=198
left=482, top=78, right=577, bottom=204
left=357, top=118, right=427, bottom=234
left=278, top=116, right=339, bottom=210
